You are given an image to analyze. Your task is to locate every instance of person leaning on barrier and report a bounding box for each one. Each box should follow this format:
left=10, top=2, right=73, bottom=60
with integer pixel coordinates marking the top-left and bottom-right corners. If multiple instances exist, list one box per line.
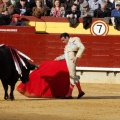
left=111, top=2, right=120, bottom=29
left=32, top=0, right=44, bottom=18
left=81, top=2, right=93, bottom=29
left=65, top=3, right=80, bottom=27
left=55, top=33, right=85, bottom=99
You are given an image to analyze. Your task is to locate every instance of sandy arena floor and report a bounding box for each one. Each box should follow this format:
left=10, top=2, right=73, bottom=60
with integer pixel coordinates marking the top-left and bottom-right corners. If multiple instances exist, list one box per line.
left=0, top=81, right=120, bottom=120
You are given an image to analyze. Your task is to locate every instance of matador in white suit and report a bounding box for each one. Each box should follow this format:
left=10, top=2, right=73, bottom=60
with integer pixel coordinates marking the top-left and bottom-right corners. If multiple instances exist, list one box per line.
left=55, top=33, right=85, bottom=99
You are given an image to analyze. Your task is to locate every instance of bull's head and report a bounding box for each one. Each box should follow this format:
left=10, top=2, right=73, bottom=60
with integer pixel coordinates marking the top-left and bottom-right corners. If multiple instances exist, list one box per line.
left=20, top=58, right=38, bottom=84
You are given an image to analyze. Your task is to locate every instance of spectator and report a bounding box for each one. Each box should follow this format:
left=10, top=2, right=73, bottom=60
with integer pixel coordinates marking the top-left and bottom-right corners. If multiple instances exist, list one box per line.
left=104, top=0, right=114, bottom=10
left=65, top=3, right=80, bottom=27
left=10, top=13, right=26, bottom=26
left=111, top=2, right=120, bottom=29
left=41, top=0, right=53, bottom=16
left=63, top=0, right=73, bottom=10
left=8, top=0, right=19, bottom=6
left=43, top=0, right=53, bottom=8
left=78, top=0, right=87, bottom=10
left=74, top=0, right=85, bottom=10
left=113, top=0, right=120, bottom=8
left=0, top=0, right=14, bottom=15
left=0, top=0, right=14, bottom=25
left=74, top=0, right=80, bottom=9
left=32, top=0, right=44, bottom=18
left=81, top=2, right=94, bottom=18
left=50, top=0, right=65, bottom=17
left=14, top=0, right=32, bottom=16
left=74, top=0, right=79, bottom=5
left=94, top=2, right=111, bottom=17
left=27, top=0, right=36, bottom=8
left=88, top=0, right=100, bottom=11
left=81, top=2, right=94, bottom=29
left=59, top=0, right=68, bottom=7
left=98, top=0, right=105, bottom=5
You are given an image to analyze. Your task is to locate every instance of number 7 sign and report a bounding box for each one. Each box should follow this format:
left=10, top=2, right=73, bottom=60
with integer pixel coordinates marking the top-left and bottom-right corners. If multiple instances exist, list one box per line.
left=90, top=20, right=109, bottom=36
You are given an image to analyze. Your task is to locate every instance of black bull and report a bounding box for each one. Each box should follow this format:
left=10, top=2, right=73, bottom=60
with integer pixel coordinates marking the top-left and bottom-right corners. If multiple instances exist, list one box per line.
left=0, top=45, right=37, bottom=100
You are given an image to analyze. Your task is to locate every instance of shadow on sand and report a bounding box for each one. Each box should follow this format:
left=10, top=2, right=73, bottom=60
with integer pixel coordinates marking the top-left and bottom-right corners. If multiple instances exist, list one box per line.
left=6, top=95, right=120, bottom=101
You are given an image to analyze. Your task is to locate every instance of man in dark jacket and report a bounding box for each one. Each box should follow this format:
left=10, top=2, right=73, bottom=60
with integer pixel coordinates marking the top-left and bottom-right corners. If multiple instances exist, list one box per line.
left=14, top=0, right=32, bottom=16
left=65, top=3, right=80, bottom=27
left=94, top=2, right=111, bottom=18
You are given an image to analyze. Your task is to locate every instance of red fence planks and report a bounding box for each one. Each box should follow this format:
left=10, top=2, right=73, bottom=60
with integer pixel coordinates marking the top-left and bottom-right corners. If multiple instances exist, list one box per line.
left=0, top=32, right=120, bottom=68
left=0, top=26, right=35, bottom=34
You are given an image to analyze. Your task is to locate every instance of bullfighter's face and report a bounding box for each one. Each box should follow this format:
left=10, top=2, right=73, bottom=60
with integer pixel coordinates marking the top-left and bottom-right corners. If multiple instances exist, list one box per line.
left=61, top=36, right=69, bottom=44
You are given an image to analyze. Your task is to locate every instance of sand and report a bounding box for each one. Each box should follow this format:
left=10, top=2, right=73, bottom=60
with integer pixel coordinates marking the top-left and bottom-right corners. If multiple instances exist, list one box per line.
left=0, top=82, right=120, bottom=120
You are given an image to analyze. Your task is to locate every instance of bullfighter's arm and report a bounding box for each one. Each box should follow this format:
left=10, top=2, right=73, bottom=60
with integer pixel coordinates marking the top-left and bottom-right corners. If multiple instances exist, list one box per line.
left=55, top=54, right=65, bottom=60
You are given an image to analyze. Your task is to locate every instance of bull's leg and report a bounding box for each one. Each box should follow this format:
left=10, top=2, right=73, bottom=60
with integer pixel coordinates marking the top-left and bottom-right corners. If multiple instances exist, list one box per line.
left=1, top=81, right=8, bottom=100
left=10, top=84, right=15, bottom=100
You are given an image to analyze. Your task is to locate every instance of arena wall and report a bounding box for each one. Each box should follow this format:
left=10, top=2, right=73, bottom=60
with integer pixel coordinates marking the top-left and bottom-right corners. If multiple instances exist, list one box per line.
left=0, top=17, right=120, bottom=84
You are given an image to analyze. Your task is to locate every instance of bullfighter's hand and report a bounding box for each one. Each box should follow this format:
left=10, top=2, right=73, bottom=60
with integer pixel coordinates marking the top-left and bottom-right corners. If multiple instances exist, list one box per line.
left=71, top=57, right=78, bottom=63
left=55, top=57, right=59, bottom=61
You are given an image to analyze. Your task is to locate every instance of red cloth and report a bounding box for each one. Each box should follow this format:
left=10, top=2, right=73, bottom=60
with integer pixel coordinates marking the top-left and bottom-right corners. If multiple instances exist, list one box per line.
left=17, top=60, right=70, bottom=98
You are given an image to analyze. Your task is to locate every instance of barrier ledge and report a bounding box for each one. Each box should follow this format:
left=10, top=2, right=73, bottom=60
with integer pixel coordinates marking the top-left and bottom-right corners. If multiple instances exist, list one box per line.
left=20, top=16, right=120, bottom=35
left=76, top=67, right=120, bottom=76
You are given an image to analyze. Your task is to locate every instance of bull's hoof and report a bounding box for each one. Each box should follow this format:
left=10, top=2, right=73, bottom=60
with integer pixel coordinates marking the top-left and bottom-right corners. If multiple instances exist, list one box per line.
left=10, top=96, right=15, bottom=101
left=10, top=98, right=15, bottom=101
left=4, top=96, right=8, bottom=100
left=4, top=94, right=8, bottom=100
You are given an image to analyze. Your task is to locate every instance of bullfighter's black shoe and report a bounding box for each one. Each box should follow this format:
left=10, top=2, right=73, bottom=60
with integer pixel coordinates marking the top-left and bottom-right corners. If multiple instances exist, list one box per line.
left=61, top=96, right=73, bottom=99
left=77, top=91, right=85, bottom=99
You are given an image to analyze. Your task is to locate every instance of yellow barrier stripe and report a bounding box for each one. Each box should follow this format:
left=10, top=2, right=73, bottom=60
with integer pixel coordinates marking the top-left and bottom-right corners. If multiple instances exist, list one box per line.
left=25, top=21, right=120, bottom=35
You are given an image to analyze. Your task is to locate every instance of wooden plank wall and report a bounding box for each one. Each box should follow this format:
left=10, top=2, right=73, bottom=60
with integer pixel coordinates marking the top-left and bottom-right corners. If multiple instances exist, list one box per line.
left=0, top=32, right=120, bottom=68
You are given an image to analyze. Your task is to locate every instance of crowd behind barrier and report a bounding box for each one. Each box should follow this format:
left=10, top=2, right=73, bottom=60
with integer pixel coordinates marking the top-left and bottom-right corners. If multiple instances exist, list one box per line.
left=0, top=0, right=120, bottom=29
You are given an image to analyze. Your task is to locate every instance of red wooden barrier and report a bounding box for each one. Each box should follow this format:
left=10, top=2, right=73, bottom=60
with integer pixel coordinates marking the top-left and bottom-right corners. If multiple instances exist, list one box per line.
left=0, top=26, right=35, bottom=34
left=0, top=28, right=120, bottom=68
